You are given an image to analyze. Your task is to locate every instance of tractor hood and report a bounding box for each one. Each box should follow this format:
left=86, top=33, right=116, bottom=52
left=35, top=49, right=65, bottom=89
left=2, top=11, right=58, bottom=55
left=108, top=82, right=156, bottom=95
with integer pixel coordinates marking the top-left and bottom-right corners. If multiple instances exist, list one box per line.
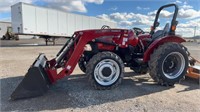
left=75, top=28, right=130, bottom=35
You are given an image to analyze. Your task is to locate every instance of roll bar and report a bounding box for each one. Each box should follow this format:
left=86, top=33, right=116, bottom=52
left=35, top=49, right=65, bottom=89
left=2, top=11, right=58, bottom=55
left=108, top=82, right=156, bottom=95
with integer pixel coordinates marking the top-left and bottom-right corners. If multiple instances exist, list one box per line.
left=150, top=4, right=179, bottom=35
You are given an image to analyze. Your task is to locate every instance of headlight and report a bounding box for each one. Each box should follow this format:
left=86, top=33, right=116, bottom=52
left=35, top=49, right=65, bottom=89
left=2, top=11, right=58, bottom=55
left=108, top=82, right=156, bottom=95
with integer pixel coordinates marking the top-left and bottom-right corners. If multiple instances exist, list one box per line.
left=84, top=44, right=92, bottom=51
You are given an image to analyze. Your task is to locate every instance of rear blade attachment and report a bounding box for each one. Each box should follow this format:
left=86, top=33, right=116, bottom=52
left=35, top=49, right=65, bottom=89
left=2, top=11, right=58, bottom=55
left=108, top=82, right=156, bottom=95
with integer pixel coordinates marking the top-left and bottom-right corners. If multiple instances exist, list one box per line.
left=11, top=54, right=51, bottom=100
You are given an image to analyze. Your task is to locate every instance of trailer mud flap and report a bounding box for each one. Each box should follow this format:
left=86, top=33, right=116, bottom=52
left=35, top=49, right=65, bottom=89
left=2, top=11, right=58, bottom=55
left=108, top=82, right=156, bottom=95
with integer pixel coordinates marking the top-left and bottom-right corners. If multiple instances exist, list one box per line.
left=11, top=54, right=51, bottom=100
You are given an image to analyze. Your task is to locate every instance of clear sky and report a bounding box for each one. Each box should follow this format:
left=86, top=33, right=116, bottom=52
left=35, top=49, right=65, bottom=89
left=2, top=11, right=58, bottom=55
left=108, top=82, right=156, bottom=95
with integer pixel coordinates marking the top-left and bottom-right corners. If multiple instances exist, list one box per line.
left=0, top=0, right=199, bottom=37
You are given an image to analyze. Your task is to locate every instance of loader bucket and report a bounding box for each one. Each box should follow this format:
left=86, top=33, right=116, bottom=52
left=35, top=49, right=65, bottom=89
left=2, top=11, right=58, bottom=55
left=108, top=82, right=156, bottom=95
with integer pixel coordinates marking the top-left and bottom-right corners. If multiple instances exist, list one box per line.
left=11, top=54, right=51, bottom=100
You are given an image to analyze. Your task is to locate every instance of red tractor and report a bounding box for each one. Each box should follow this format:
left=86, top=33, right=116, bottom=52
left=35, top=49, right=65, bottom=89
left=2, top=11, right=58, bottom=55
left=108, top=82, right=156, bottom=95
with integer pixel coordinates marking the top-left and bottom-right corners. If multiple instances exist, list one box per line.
left=11, top=4, right=189, bottom=100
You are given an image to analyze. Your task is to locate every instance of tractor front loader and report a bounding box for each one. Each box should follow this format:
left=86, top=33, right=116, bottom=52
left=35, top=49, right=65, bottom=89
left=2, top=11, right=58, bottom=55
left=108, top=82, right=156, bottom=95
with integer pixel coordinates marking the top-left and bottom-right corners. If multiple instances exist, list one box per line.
left=11, top=29, right=130, bottom=100
left=11, top=4, right=190, bottom=100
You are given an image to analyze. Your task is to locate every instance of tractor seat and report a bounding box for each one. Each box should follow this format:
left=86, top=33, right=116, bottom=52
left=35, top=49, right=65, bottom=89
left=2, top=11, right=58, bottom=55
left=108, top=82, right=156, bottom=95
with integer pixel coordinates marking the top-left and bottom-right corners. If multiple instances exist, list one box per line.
left=151, top=23, right=169, bottom=41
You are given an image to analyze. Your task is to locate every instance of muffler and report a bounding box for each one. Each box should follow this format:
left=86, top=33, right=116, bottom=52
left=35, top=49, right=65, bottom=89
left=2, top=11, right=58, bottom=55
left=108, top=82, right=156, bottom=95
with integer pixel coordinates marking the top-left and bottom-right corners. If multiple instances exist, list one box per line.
left=11, top=54, right=51, bottom=100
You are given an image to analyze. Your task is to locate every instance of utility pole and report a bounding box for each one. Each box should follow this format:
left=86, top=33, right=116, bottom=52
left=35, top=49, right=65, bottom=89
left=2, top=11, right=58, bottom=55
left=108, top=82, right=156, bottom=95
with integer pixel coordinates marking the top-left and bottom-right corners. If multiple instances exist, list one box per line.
left=194, top=26, right=197, bottom=37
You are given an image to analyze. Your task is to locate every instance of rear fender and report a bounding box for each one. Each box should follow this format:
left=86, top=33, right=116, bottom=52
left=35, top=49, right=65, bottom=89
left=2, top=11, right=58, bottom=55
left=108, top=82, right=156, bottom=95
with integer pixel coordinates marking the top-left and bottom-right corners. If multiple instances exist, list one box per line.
left=143, top=35, right=185, bottom=62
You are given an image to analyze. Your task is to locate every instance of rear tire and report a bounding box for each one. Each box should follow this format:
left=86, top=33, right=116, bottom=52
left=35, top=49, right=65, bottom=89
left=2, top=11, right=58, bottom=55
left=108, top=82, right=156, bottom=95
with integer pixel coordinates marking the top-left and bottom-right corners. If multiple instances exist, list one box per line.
left=86, top=51, right=124, bottom=90
left=149, top=42, right=188, bottom=86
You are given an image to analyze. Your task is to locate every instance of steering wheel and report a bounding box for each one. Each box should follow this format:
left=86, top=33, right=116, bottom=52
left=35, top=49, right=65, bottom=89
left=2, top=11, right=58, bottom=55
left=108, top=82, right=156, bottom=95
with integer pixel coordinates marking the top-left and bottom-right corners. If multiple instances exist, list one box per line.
left=133, top=27, right=145, bottom=36
left=101, top=25, right=111, bottom=29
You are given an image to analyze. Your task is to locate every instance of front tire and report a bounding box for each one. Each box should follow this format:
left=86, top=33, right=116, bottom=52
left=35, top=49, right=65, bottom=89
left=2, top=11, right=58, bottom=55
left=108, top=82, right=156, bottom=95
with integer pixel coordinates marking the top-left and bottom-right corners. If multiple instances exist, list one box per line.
left=86, top=52, right=124, bottom=90
left=149, top=42, right=188, bottom=86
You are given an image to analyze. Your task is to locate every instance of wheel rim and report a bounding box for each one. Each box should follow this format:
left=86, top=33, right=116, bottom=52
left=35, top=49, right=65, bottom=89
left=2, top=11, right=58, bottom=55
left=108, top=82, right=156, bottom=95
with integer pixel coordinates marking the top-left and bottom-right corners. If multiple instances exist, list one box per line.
left=162, top=52, right=185, bottom=79
left=94, top=59, right=120, bottom=86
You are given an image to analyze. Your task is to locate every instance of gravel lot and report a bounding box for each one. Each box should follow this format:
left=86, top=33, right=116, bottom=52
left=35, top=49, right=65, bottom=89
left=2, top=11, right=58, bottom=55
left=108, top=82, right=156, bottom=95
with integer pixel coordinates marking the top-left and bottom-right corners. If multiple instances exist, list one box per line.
left=0, top=39, right=200, bottom=112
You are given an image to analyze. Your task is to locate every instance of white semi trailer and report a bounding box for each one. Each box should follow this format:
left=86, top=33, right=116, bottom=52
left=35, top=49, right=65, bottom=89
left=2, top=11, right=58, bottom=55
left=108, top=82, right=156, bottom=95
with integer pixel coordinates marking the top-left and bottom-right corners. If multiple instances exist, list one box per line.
left=11, top=2, right=117, bottom=45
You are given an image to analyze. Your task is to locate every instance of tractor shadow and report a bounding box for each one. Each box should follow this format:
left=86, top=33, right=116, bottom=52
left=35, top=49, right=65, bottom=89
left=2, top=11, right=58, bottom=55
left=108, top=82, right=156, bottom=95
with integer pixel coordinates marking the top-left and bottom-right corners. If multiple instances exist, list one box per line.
left=1, top=72, right=199, bottom=111
left=177, top=77, right=199, bottom=92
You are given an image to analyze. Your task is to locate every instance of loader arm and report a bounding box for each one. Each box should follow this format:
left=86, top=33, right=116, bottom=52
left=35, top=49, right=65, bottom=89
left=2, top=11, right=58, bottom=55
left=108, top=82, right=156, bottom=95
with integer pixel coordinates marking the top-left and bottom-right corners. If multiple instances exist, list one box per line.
left=47, top=29, right=127, bottom=83
left=11, top=29, right=128, bottom=100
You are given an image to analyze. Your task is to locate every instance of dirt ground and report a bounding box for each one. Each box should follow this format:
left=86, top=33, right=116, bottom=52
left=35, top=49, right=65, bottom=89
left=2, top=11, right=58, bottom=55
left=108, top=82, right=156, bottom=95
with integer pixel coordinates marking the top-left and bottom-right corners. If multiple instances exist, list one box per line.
left=0, top=39, right=200, bottom=112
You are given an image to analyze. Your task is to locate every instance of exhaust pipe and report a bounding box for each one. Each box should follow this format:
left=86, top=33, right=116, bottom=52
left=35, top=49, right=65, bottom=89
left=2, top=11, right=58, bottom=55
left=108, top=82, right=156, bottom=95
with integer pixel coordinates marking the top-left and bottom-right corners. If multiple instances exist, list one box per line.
left=11, top=54, right=51, bottom=100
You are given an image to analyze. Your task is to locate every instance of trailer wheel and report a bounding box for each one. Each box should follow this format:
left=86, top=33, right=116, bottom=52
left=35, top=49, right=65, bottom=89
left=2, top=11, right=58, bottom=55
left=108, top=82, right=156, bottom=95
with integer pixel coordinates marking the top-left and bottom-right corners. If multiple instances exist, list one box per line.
left=149, top=42, right=188, bottom=86
left=78, top=57, right=87, bottom=73
left=86, top=51, right=124, bottom=90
